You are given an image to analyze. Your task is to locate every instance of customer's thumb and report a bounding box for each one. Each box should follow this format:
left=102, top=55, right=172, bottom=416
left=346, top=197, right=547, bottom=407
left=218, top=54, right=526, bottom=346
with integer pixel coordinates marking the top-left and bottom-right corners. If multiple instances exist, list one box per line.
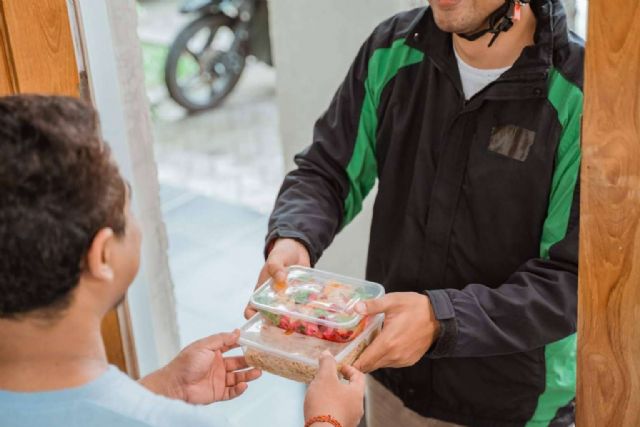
left=316, top=350, right=338, bottom=381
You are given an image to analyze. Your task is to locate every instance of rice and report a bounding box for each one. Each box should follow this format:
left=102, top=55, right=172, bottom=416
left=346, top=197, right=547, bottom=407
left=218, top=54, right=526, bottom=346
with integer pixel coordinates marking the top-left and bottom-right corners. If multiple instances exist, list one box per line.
left=245, top=339, right=369, bottom=383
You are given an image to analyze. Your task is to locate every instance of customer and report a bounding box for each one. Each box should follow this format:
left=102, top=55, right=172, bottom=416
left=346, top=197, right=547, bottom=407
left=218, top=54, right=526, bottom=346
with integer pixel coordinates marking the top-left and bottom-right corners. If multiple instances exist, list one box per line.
left=0, top=95, right=364, bottom=427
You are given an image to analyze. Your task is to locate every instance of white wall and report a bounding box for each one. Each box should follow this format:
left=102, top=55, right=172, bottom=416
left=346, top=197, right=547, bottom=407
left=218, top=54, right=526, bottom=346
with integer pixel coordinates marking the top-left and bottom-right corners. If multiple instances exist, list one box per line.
left=268, top=0, right=424, bottom=277
left=74, top=0, right=180, bottom=375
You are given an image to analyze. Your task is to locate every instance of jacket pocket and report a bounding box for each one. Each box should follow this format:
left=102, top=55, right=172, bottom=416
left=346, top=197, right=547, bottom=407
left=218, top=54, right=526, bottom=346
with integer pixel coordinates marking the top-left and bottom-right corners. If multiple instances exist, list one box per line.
left=488, top=125, right=536, bottom=162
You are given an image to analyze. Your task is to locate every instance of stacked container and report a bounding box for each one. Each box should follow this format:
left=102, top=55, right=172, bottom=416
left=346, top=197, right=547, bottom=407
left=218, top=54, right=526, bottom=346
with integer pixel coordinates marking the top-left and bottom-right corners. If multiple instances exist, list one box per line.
left=239, top=266, right=385, bottom=383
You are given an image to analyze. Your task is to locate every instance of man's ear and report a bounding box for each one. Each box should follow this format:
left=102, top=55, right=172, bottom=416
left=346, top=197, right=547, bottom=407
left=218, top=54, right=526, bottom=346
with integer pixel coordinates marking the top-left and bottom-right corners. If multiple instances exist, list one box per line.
left=86, top=227, right=115, bottom=282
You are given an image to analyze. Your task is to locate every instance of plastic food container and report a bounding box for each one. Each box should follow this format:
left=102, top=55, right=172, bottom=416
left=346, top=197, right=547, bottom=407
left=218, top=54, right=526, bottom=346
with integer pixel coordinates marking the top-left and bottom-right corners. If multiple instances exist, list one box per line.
left=239, top=313, right=384, bottom=383
left=249, top=266, right=385, bottom=343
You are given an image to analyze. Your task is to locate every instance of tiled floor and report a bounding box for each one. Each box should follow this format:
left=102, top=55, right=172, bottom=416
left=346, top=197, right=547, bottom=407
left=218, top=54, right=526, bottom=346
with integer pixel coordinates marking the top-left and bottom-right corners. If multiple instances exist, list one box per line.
left=160, top=184, right=305, bottom=426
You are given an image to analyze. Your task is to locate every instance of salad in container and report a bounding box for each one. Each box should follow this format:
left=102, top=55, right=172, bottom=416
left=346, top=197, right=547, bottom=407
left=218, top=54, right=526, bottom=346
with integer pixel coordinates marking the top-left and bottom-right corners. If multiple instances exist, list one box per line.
left=249, top=266, right=385, bottom=343
left=239, top=312, right=384, bottom=383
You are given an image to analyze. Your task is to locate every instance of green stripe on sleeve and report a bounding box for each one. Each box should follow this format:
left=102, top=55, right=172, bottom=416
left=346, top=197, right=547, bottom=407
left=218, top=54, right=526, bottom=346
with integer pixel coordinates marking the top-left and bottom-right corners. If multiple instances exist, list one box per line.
left=526, top=69, right=583, bottom=426
left=539, top=70, right=584, bottom=259
left=342, top=38, right=424, bottom=226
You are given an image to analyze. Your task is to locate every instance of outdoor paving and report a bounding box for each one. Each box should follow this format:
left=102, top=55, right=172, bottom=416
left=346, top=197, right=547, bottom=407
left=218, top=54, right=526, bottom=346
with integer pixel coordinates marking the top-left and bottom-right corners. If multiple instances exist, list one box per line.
left=139, top=1, right=303, bottom=425
left=152, top=61, right=284, bottom=214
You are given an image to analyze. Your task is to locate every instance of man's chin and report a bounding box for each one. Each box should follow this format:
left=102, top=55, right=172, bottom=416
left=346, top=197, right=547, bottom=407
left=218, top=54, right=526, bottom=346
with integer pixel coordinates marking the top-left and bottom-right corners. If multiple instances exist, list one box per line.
left=433, top=19, right=466, bottom=34
left=433, top=14, right=487, bottom=36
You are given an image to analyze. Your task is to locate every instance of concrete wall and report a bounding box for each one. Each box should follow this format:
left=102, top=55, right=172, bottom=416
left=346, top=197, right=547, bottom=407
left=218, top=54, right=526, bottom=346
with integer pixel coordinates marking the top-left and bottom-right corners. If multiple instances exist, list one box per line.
left=268, top=0, right=424, bottom=277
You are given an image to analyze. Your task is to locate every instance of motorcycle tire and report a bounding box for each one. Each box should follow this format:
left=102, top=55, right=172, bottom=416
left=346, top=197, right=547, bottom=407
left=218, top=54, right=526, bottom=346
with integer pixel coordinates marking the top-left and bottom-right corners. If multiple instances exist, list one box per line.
left=165, top=14, right=247, bottom=112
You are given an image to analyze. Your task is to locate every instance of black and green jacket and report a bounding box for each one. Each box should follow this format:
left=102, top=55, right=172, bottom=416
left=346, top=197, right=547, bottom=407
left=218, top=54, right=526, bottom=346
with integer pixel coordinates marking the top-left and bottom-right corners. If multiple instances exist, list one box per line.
left=267, top=1, right=582, bottom=425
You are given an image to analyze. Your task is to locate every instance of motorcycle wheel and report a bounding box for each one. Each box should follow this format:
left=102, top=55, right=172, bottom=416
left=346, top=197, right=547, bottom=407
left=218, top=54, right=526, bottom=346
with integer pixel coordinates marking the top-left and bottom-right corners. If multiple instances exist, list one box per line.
left=165, top=14, right=247, bottom=112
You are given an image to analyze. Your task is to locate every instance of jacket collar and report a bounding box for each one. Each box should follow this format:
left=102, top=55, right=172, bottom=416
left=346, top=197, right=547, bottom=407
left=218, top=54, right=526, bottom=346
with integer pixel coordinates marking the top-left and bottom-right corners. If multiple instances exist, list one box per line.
left=404, top=0, right=571, bottom=93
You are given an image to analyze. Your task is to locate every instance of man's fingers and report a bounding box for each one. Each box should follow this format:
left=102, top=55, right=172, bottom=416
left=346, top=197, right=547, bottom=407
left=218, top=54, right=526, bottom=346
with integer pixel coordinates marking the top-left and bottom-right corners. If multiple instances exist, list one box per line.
left=341, top=364, right=363, bottom=382
left=266, top=259, right=287, bottom=285
left=316, top=351, right=338, bottom=381
left=244, top=305, right=258, bottom=320
left=212, top=351, right=227, bottom=402
left=227, top=368, right=262, bottom=386
left=223, top=382, right=248, bottom=401
left=248, top=238, right=315, bottom=320
left=195, top=330, right=240, bottom=353
left=355, top=294, right=392, bottom=316
left=353, top=337, right=388, bottom=373
left=243, top=368, right=262, bottom=383
left=224, top=355, right=249, bottom=371
left=341, top=364, right=365, bottom=388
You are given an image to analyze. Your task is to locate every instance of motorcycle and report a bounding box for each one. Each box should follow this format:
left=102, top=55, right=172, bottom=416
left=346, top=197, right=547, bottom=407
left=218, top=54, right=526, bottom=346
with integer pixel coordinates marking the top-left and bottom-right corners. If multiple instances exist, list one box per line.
left=164, top=0, right=273, bottom=112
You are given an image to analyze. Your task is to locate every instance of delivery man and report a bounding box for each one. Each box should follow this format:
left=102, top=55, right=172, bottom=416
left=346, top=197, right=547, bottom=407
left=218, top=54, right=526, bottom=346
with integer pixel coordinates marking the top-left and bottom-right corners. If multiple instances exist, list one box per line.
left=246, top=0, right=582, bottom=426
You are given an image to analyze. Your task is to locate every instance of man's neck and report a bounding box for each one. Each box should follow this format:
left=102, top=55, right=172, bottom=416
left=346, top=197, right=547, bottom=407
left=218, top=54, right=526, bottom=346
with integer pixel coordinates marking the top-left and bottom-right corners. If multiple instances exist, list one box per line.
left=0, top=306, right=108, bottom=392
left=453, top=5, right=537, bottom=69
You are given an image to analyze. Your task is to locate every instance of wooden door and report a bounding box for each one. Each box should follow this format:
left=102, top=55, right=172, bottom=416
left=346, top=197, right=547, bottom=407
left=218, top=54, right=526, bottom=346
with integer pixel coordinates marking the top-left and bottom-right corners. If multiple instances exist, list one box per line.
left=0, top=0, right=138, bottom=378
left=577, top=0, right=640, bottom=425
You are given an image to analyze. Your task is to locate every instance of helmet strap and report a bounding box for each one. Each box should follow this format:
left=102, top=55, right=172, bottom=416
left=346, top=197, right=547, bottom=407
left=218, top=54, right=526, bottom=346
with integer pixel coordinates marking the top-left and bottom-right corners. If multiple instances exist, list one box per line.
left=457, top=0, right=530, bottom=47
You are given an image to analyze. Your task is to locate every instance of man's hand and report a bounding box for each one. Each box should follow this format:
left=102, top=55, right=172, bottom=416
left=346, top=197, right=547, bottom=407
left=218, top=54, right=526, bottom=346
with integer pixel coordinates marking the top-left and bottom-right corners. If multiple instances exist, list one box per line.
left=244, top=238, right=311, bottom=319
left=140, top=330, right=261, bottom=404
left=353, top=292, right=440, bottom=373
left=304, top=352, right=365, bottom=427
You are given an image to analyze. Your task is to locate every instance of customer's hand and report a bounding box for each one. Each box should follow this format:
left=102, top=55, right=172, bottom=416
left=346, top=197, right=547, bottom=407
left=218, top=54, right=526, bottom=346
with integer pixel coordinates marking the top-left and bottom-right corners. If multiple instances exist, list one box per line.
left=244, top=238, right=311, bottom=319
left=140, top=330, right=261, bottom=404
left=353, top=292, right=440, bottom=373
left=304, top=352, right=365, bottom=427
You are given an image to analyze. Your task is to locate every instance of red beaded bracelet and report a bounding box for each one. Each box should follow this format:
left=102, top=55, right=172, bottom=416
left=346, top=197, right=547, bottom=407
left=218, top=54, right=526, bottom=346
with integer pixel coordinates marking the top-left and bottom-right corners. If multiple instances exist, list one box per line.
left=304, top=414, right=342, bottom=427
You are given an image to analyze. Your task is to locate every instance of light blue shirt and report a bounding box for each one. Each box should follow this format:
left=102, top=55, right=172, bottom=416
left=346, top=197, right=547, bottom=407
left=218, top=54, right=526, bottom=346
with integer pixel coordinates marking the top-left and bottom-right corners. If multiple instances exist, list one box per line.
left=0, top=366, right=231, bottom=427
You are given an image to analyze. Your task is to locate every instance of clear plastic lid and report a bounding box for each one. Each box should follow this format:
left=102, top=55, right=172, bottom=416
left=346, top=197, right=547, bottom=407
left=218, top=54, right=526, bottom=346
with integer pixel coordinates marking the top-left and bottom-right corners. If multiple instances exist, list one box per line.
left=238, top=313, right=384, bottom=366
left=249, top=266, right=385, bottom=330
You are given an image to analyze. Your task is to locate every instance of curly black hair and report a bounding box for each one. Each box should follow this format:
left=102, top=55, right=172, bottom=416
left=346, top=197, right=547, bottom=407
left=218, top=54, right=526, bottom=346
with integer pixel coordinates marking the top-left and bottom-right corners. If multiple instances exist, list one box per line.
left=0, top=95, right=126, bottom=318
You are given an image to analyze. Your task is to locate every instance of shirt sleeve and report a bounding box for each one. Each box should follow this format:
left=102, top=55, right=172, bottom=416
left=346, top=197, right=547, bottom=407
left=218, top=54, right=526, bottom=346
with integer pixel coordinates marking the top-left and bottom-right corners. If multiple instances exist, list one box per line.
left=265, top=35, right=379, bottom=265
left=426, top=209, right=578, bottom=358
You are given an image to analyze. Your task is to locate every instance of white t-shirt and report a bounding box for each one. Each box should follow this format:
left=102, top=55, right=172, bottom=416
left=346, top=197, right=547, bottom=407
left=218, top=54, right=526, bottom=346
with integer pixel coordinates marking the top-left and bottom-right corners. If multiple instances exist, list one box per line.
left=0, top=366, right=231, bottom=427
left=454, top=48, right=511, bottom=100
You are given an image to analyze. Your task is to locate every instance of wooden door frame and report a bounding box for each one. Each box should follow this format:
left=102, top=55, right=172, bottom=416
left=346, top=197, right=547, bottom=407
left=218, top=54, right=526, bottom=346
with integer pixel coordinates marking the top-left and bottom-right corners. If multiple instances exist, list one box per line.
left=577, top=0, right=640, bottom=425
left=0, top=6, right=17, bottom=93
left=0, top=0, right=138, bottom=378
